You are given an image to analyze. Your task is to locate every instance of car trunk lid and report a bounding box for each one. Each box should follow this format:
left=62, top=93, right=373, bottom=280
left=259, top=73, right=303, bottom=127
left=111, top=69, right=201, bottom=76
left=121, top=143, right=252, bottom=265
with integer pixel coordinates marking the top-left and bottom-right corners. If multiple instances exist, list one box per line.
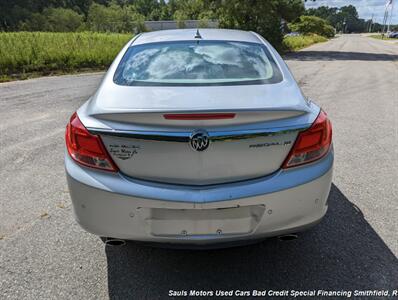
left=83, top=82, right=314, bottom=185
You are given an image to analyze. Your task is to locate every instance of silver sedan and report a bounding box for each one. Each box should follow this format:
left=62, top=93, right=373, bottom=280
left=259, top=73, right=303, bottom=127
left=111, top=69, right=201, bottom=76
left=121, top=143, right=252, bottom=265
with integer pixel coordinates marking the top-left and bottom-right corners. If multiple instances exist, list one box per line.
left=65, top=29, right=333, bottom=247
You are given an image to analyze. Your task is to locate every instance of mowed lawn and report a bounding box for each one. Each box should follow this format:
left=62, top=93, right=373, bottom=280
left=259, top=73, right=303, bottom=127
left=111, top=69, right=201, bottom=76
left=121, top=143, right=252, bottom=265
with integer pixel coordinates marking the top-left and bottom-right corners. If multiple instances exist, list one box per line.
left=0, top=32, right=132, bottom=81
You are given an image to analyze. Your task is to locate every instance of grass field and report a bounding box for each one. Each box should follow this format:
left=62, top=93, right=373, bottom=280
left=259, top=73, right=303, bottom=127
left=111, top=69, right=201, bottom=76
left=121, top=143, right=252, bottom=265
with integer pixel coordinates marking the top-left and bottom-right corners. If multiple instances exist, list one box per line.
left=282, top=34, right=328, bottom=52
left=369, top=34, right=397, bottom=40
left=0, top=31, right=328, bottom=82
left=0, top=32, right=132, bottom=82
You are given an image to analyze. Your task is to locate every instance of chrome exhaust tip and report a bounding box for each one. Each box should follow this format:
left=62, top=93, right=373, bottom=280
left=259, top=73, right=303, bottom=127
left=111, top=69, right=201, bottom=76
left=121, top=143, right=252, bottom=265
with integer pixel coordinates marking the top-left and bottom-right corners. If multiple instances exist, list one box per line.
left=277, top=233, right=298, bottom=241
left=104, top=238, right=126, bottom=247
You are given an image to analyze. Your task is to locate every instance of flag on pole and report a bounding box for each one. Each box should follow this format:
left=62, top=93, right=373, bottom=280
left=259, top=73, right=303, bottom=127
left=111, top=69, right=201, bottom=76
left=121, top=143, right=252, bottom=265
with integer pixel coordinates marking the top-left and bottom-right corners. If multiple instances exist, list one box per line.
left=385, top=0, right=392, bottom=8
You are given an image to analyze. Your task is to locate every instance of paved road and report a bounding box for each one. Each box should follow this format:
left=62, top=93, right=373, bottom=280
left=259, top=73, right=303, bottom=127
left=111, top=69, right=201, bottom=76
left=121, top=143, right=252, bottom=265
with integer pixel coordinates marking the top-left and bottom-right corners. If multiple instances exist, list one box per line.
left=1, top=34, right=397, bottom=299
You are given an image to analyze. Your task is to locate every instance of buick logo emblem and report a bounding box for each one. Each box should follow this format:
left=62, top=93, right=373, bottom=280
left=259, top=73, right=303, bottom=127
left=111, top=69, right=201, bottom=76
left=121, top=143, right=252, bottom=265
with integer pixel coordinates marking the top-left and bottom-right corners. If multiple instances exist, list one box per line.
left=190, top=130, right=210, bottom=152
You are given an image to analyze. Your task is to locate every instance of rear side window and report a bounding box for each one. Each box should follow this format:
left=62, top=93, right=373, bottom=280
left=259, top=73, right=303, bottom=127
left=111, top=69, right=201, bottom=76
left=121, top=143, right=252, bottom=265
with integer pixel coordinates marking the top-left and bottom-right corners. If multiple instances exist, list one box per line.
left=114, top=40, right=283, bottom=86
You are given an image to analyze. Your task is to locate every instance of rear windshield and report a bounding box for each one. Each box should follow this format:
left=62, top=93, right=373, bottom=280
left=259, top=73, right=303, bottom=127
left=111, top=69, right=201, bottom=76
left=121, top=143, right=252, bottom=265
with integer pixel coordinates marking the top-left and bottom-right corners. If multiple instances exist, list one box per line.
left=113, top=40, right=283, bottom=86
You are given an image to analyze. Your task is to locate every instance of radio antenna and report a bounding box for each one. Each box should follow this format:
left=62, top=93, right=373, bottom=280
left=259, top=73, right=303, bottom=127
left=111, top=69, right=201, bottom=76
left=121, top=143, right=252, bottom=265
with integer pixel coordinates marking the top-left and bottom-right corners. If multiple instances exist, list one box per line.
left=194, top=29, right=202, bottom=39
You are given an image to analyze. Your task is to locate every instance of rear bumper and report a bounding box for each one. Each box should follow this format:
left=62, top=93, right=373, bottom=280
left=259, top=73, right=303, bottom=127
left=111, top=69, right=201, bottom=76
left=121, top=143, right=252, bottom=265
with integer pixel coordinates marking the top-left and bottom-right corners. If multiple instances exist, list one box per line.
left=65, top=150, right=333, bottom=245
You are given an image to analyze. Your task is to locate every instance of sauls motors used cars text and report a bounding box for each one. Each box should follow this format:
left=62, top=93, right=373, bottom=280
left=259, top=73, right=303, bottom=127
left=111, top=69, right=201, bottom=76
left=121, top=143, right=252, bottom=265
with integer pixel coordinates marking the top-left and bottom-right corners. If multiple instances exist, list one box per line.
left=65, top=29, right=333, bottom=247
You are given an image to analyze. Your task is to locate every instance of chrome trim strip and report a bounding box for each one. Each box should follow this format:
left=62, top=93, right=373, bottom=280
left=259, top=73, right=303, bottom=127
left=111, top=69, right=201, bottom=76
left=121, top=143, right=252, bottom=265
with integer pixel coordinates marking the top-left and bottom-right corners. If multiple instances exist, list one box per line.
left=65, top=149, right=333, bottom=203
left=88, top=125, right=309, bottom=142
left=209, top=126, right=308, bottom=142
left=89, top=129, right=190, bottom=142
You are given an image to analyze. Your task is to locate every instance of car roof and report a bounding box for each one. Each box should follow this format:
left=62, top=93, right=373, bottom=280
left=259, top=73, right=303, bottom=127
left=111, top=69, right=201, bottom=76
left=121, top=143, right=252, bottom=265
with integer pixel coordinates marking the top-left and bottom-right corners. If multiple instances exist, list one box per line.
left=132, top=29, right=262, bottom=45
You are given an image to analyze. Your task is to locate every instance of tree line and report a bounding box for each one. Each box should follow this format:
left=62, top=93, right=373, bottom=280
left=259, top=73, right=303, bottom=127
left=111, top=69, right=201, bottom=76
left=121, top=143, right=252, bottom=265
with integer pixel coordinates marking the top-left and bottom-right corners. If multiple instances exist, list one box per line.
left=305, top=5, right=397, bottom=33
left=0, top=0, right=306, bottom=48
left=1, top=1, right=395, bottom=48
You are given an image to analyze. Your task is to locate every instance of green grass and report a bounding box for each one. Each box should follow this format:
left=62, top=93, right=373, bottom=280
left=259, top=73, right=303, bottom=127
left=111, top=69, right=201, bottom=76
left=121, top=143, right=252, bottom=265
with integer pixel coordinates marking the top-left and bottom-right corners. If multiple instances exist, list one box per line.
left=282, top=34, right=328, bottom=52
left=0, top=32, right=132, bottom=82
left=369, top=34, right=396, bottom=40
left=0, top=31, right=329, bottom=82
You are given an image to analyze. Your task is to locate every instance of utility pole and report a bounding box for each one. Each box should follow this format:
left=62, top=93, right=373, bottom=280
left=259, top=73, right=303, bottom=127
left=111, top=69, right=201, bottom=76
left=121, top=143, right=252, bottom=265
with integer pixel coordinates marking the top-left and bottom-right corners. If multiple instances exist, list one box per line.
left=369, top=13, right=374, bottom=32
left=387, top=0, right=394, bottom=33
left=342, top=18, right=346, bottom=33
left=383, top=0, right=393, bottom=35
left=382, top=8, right=388, bottom=34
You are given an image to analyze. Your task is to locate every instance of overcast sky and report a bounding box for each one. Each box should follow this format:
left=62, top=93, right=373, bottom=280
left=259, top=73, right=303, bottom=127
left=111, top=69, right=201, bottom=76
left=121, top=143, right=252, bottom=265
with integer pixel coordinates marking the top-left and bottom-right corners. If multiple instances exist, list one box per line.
left=305, top=0, right=397, bottom=24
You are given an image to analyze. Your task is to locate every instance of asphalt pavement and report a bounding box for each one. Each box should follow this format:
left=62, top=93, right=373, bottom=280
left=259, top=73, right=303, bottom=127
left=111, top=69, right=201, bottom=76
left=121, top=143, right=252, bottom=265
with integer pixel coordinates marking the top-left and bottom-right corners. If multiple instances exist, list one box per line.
left=0, top=34, right=397, bottom=299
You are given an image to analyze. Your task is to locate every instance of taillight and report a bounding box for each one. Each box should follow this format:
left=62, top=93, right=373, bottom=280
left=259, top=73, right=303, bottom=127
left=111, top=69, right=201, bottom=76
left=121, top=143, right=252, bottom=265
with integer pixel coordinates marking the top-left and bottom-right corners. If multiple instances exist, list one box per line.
left=282, top=110, right=332, bottom=168
left=65, top=112, right=118, bottom=172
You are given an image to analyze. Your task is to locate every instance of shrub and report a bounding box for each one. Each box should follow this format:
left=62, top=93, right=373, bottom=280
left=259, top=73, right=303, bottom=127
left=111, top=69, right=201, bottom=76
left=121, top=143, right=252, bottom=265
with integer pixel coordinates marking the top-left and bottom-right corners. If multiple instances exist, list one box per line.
left=86, top=3, right=145, bottom=33
left=283, top=34, right=327, bottom=52
left=289, top=16, right=335, bottom=38
left=19, top=8, right=84, bottom=32
left=44, top=8, right=84, bottom=32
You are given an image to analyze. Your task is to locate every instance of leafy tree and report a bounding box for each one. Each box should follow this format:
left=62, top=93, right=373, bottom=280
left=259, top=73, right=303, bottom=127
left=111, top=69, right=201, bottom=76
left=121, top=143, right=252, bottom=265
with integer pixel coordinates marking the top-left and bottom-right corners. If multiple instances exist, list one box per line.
left=86, top=2, right=145, bottom=33
left=171, top=0, right=214, bottom=20
left=215, top=0, right=304, bottom=48
left=289, top=16, right=335, bottom=38
left=131, top=0, right=160, bottom=17
left=305, top=5, right=367, bottom=33
left=0, top=5, right=32, bottom=30
left=18, top=13, right=49, bottom=31
left=18, top=8, right=84, bottom=32
left=44, top=8, right=84, bottom=32
left=1, top=0, right=92, bottom=30
left=339, top=5, right=366, bottom=32
left=277, top=0, right=306, bottom=22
